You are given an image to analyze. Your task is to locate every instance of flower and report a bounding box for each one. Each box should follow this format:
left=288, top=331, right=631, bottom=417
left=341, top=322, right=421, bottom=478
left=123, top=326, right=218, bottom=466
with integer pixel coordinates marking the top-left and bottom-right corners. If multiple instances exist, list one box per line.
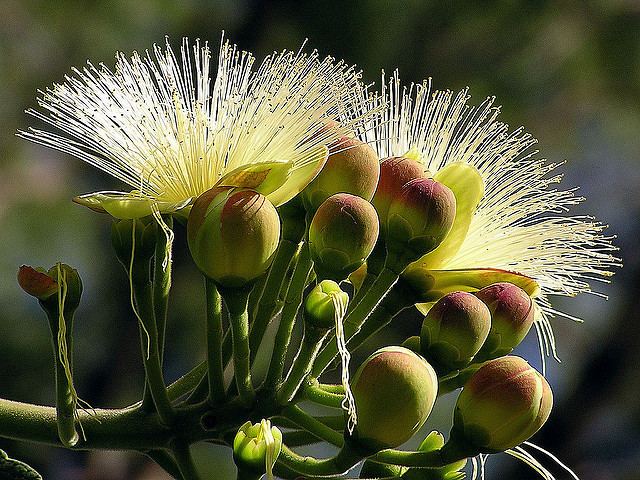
left=362, top=71, right=620, bottom=361
left=20, top=36, right=377, bottom=219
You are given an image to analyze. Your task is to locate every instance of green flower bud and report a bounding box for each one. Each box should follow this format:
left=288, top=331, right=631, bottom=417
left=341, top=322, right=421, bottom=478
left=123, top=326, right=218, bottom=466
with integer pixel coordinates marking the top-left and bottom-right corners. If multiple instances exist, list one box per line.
left=373, top=156, right=427, bottom=236
left=474, top=282, right=535, bottom=360
left=386, top=178, right=456, bottom=270
left=302, top=137, right=380, bottom=213
left=188, top=187, right=281, bottom=288
left=420, top=291, right=491, bottom=373
left=450, top=356, right=553, bottom=453
left=233, top=420, right=283, bottom=476
left=18, top=264, right=83, bottom=315
left=309, top=193, right=379, bottom=281
left=304, top=280, right=349, bottom=329
left=110, top=217, right=157, bottom=267
left=350, top=346, right=438, bottom=452
left=401, top=431, right=467, bottom=480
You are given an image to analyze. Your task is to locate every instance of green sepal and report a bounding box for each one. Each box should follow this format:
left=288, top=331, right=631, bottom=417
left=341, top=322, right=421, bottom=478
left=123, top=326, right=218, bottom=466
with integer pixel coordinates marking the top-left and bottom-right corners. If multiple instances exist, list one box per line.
left=74, top=191, right=191, bottom=219
left=0, top=449, right=42, bottom=480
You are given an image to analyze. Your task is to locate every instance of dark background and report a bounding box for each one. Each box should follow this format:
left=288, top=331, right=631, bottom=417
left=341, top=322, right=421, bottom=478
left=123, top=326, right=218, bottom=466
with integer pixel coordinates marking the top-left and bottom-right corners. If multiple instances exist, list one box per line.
left=0, top=1, right=639, bottom=478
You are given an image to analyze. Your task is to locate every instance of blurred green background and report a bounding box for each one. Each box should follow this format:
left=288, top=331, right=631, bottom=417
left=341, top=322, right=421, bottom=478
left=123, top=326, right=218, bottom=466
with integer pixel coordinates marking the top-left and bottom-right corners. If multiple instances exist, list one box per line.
left=1, top=0, right=639, bottom=478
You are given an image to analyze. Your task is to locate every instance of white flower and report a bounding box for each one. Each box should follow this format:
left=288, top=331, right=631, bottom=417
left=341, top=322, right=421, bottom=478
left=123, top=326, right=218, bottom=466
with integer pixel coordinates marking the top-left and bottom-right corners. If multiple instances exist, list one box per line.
left=364, top=71, right=620, bottom=361
left=20, top=36, right=377, bottom=219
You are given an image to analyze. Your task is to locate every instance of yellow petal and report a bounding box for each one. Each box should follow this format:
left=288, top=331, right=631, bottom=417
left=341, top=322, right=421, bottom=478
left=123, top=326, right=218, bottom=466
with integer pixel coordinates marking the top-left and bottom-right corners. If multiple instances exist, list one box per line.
left=266, top=145, right=328, bottom=207
left=73, top=192, right=191, bottom=219
left=409, top=267, right=541, bottom=315
left=417, top=162, right=484, bottom=268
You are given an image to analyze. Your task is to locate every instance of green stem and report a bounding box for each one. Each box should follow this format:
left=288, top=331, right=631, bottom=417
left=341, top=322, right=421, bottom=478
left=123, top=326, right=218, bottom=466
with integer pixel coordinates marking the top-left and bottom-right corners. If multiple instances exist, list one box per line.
left=438, top=364, right=482, bottom=396
left=133, top=274, right=175, bottom=426
left=282, top=430, right=324, bottom=447
left=276, top=443, right=361, bottom=477
left=318, top=384, right=345, bottom=394
left=205, top=279, right=225, bottom=404
left=374, top=445, right=465, bottom=468
left=347, top=240, right=386, bottom=314
left=166, top=361, right=207, bottom=402
left=220, top=286, right=255, bottom=406
left=281, top=405, right=344, bottom=447
left=312, top=267, right=399, bottom=377
left=276, top=326, right=326, bottom=404
left=302, top=382, right=345, bottom=409
left=264, top=244, right=313, bottom=391
left=153, top=215, right=173, bottom=363
left=172, top=441, right=201, bottom=480
left=248, top=237, right=301, bottom=361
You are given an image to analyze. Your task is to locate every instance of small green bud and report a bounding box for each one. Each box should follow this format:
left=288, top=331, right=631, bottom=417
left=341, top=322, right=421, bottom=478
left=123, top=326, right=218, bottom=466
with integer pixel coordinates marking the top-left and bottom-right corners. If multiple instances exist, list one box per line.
left=188, top=187, right=281, bottom=288
left=110, top=217, right=157, bottom=266
left=400, top=431, right=467, bottom=480
left=302, top=137, right=380, bottom=213
left=350, top=346, right=438, bottom=452
left=475, top=282, right=535, bottom=360
left=45, top=264, right=83, bottom=315
left=309, top=193, right=379, bottom=281
left=420, top=291, right=491, bottom=373
left=386, top=178, right=456, bottom=269
left=450, top=356, right=553, bottom=453
left=233, top=420, right=283, bottom=476
left=373, top=156, right=427, bottom=235
left=304, top=280, right=349, bottom=329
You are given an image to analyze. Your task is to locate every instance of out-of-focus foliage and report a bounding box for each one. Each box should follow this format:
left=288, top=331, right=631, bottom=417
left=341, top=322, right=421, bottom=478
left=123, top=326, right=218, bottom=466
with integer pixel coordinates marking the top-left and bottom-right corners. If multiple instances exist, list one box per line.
left=0, top=1, right=638, bottom=478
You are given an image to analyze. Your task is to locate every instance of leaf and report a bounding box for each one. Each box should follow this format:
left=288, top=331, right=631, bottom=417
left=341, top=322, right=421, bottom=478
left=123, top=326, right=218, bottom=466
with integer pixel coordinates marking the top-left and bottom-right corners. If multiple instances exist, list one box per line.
left=0, top=449, right=42, bottom=480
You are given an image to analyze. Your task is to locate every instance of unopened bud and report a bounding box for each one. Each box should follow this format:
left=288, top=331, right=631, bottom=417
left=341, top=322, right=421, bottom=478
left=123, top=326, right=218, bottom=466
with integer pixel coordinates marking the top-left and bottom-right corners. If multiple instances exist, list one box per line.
left=111, top=217, right=157, bottom=266
left=18, top=264, right=82, bottom=315
left=475, top=282, right=535, bottom=360
left=450, top=356, right=552, bottom=453
left=309, top=193, right=379, bottom=281
left=188, top=187, right=281, bottom=288
left=420, top=291, right=491, bottom=373
left=302, top=137, right=380, bottom=213
left=350, top=346, right=438, bottom=452
left=372, top=156, right=427, bottom=235
left=233, top=420, right=283, bottom=477
left=386, top=178, right=456, bottom=270
left=304, top=280, right=349, bottom=330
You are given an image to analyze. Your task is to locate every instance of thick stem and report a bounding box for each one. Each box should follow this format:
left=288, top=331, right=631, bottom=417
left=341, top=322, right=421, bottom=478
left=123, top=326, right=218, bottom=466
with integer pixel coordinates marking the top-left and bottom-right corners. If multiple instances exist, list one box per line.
left=205, top=279, right=225, bottom=404
left=302, top=382, right=344, bottom=409
left=312, top=267, right=399, bottom=377
left=276, top=443, right=361, bottom=477
left=172, top=441, right=201, bottom=480
left=153, top=215, right=173, bottom=364
left=166, top=361, right=207, bottom=402
left=220, top=286, right=255, bottom=406
left=281, top=405, right=343, bottom=447
left=133, top=275, right=175, bottom=426
left=276, top=326, right=326, bottom=404
left=264, top=244, right=313, bottom=391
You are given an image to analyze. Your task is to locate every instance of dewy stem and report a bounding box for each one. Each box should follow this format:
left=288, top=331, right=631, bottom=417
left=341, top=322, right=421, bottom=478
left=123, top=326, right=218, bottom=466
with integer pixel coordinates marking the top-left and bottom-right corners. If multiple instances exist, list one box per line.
left=205, top=278, right=225, bottom=404
left=277, top=326, right=326, bottom=404
left=264, top=244, right=313, bottom=391
left=132, top=272, right=175, bottom=426
left=312, top=267, right=399, bottom=377
left=219, top=286, right=255, bottom=406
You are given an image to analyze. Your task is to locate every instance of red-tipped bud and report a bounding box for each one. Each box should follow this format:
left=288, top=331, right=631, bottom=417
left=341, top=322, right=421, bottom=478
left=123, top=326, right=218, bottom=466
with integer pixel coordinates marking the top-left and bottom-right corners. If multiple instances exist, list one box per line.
left=451, top=356, right=553, bottom=453
left=309, top=193, right=379, bottom=281
left=373, top=156, right=427, bottom=235
left=475, top=282, right=535, bottom=360
left=188, top=187, right=281, bottom=288
left=350, top=346, right=438, bottom=452
left=386, top=178, right=456, bottom=269
left=421, top=291, right=491, bottom=373
left=302, top=137, right=380, bottom=213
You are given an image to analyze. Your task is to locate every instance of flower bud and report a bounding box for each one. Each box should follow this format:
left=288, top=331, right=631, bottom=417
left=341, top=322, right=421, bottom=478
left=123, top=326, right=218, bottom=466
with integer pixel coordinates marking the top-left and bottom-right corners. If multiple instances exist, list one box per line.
left=302, top=137, right=380, bottom=213
left=350, top=346, right=438, bottom=452
left=372, top=156, right=427, bottom=235
left=304, top=280, right=349, bottom=329
left=420, top=291, right=491, bottom=373
left=18, top=264, right=83, bottom=315
left=188, top=187, right=281, bottom=288
left=386, top=178, right=456, bottom=270
left=309, top=193, right=379, bottom=281
left=450, top=356, right=552, bottom=453
left=111, top=217, right=157, bottom=266
left=400, top=431, right=467, bottom=480
left=233, top=420, right=283, bottom=476
left=474, top=282, right=535, bottom=360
